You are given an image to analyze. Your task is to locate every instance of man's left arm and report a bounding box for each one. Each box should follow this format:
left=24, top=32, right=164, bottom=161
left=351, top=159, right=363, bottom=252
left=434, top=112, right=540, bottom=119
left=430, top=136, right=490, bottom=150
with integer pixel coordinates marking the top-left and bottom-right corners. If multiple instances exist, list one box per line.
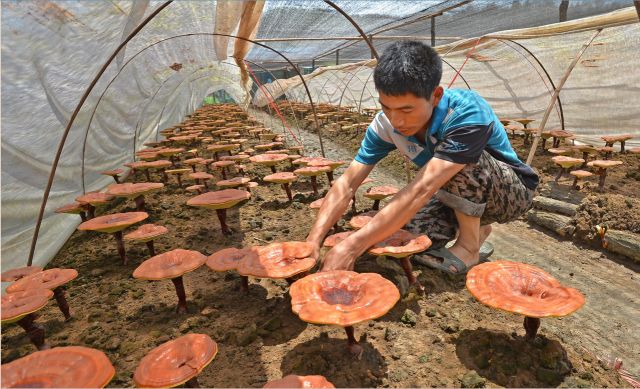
left=321, top=156, right=466, bottom=271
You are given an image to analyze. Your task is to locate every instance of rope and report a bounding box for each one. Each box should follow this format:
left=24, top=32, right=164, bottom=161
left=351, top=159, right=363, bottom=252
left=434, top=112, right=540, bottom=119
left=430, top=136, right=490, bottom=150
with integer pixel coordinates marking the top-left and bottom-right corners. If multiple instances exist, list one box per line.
left=244, top=61, right=302, bottom=146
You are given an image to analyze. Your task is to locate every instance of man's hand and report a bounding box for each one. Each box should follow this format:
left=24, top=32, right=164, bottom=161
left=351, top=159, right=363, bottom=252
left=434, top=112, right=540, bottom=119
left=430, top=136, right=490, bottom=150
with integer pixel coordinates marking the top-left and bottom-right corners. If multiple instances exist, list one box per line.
left=320, top=243, right=359, bottom=271
left=306, top=237, right=322, bottom=266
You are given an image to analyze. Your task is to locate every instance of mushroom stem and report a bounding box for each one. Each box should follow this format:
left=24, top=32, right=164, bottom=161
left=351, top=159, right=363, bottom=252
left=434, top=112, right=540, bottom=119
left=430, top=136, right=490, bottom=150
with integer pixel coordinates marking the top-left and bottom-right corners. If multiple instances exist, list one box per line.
left=554, top=167, right=566, bottom=183
left=144, top=170, right=151, bottom=181
left=581, top=152, right=589, bottom=167
left=325, top=171, right=334, bottom=186
left=191, top=165, right=197, bottom=173
left=282, top=183, right=293, bottom=201
left=113, top=231, right=127, bottom=265
left=112, top=175, right=120, bottom=184
left=597, top=168, right=607, bottom=192
left=541, top=138, right=548, bottom=150
left=221, top=169, right=227, bottom=180
left=17, top=313, right=49, bottom=350
left=310, top=176, right=319, bottom=197
left=372, top=199, right=381, bottom=210
left=87, top=204, right=96, bottom=219
left=344, top=326, right=363, bottom=357
left=171, top=276, right=188, bottom=314
left=270, top=166, right=277, bottom=174
left=524, top=316, right=541, bottom=341
left=400, top=257, right=424, bottom=295
left=80, top=211, right=88, bottom=222
left=53, top=286, right=72, bottom=321
left=145, top=241, right=156, bottom=256
left=215, top=209, right=232, bottom=235
left=620, top=141, right=626, bottom=153
left=176, top=175, right=183, bottom=188
left=184, top=377, right=200, bottom=388
left=135, top=195, right=146, bottom=211
left=572, top=176, right=580, bottom=190
left=161, top=170, right=168, bottom=183
left=240, top=275, right=249, bottom=293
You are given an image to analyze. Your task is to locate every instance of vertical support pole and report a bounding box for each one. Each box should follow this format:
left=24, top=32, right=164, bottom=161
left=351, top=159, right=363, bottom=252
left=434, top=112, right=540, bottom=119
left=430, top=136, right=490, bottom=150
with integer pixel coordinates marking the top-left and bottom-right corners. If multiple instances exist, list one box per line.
left=336, top=49, right=340, bottom=65
left=311, top=58, right=316, bottom=71
left=526, top=29, right=602, bottom=165
left=635, top=0, right=640, bottom=19
left=431, top=16, right=436, bottom=47
left=559, top=0, right=569, bottom=22
left=369, top=35, right=375, bottom=59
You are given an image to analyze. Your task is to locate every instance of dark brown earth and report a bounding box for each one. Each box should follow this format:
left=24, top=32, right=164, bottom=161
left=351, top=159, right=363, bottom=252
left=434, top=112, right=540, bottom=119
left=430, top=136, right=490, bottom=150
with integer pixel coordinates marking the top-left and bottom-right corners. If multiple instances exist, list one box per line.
left=2, top=111, right=637, bottom=388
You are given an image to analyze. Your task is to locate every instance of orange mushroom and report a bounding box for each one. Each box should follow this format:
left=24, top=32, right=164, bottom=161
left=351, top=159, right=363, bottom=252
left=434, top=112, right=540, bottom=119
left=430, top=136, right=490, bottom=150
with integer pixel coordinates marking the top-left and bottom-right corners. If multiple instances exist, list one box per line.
left=189, top=172, right=214, bottom=189
left=264, top=375, right=335, bottom=388
left=0, top=346, right=115, bottom=387
left=133, top=249, right=207, bottom=314
left=187, top=189, right=251, bottom=235
left=368, top=230, right=432, bottom=294
left=602, top=134, right=634, bottom=153
left=106, top=182, right=164, bottom=211
left=294, top=166, right=331, bottom=197
left=78, top=211, right=149, bottom=264
left=264, top=172, right=298, bottom=201
left=216, top=176, right=251, bottom=190
left=551, top=156, right=584, bottom=183
left=290, top=270, right=400, bottom=356
left=133, top=333, right=217, bottom=388
left=349, top=210, right=378, bottom=229
left=100, top=168, right=124, bottom=183
left=1, top=266, right=43, bottom=282
left=466, top=260, right=585, bottom=340
left=210, top=160, right=235, bottom=180
left=237, top=242, right=316, bottom=284
left=587, top=160, right=624, bottom=192
left=207, top=247, right=259, bottom=292
left=306, top=159, right=347, bottom=185
left=323, top=231, right=355, bottom=247
left=250, top=153, right=289, bottom=173
left=164, top=168, right=192, bottom=188
left=6, top=268, right=78, bottom=321
left=55, top=202, right=89, bottom=222
left=569, top=170, right=593, bottom=190
left=1, top=289, right=53, bottom=350
left=124, top=223, right=169, bottom=257
left=76, top=192, right=114, bottom=219
left=364, top=185, right=399, bottom=210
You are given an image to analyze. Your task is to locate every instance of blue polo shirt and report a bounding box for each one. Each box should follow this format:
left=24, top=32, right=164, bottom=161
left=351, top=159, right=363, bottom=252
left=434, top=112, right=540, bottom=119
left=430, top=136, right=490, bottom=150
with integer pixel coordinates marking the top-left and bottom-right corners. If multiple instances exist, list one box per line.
left=355, top=89, right=539, bottom=189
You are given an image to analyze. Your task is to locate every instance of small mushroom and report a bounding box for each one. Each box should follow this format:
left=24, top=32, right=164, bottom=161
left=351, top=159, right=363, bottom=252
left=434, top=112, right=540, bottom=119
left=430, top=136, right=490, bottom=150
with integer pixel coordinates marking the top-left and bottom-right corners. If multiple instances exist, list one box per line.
left=596, top=146, right=615, bottom=160
left=263, top=172, right=298, bottom=201
left=294, top=166, right=331, bottom=197
left=264, top=375, right=335, bottom=388
left=348, top=210, right=379, bottom=229
left=549, top=129, right=574, bottom=148
left=216, top=176, right=251, bottom=190
left=124, top=224, right=169, bottom=257
left=1, top=289, right=53, bottom=350
left=185, top=184, right=206, bottom=194
left=133, top=333, right=217, bottom=388
left=6, top=268, right=78, bottom=321
left=307, top=159, right=347, bottom=185
left=210, top=160, right=235, bottom=179
left=466, top=260, right=585, bottom=340
left=78, top=212, right=149, bottom=264
left=551, top=156, right=584, bottom=182
left=187, top=189, right=251, bottom=235
left=602, top=134, right=634, bottom=153
left=587, top=160, right=624, bottom=192
left=164, top=168, right=192, bottom=188
left=0, top=346, right=115, bottom=387
left=364, top=185, right=399, bottom=210
left=290, top=270, right=400, bottom=357
left=368, top=230, right=432, bottom=294
left=207, top=247, right=259, bottom=292
left=569, top=170, right=593, bottom=190
left=250, top=153, right=290, bottom=173
left=323, top=231, right=355, bottom=247
left=237, top=242, right=316, bottom=285
left=76, top=192, right=114, bottom=219
left=189, top=172, right=214, bottom=189
left=106, top=182, right=164, bottom=211
left=133, top=249, right=207, bottom=314
left=100, top=168, right=124, bottom=183
left=55, top=202, right=89, bottom=222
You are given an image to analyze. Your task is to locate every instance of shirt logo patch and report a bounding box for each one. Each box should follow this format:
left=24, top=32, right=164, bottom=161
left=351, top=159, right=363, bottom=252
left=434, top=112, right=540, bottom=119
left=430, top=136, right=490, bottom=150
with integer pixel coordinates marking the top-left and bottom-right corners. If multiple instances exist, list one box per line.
left=407, top=144, right=417, bottom=153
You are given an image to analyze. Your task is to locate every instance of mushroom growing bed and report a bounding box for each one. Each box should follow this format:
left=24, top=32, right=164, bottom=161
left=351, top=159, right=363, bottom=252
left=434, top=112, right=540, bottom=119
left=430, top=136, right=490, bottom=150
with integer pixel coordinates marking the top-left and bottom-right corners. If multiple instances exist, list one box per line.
left=1, top=109, right=635, bottom=388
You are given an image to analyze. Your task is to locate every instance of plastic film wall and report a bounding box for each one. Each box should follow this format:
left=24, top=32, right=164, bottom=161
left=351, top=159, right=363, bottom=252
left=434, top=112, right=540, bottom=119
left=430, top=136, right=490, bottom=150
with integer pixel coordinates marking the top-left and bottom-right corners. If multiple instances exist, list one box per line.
left=1, top=1, right=253, bottom=273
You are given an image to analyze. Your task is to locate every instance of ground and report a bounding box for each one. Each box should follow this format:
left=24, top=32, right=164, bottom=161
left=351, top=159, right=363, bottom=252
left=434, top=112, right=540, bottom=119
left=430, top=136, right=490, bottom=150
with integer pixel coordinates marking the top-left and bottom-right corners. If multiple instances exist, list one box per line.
left=2, top=111, right=637, bottom=388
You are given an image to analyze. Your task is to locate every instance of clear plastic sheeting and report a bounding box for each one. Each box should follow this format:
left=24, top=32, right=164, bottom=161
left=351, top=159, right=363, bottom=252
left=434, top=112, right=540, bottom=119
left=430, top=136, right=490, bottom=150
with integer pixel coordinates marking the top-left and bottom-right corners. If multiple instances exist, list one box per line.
left=1, top=1, right=252, bottom=273
left=254, top=8, right=640, bottom=149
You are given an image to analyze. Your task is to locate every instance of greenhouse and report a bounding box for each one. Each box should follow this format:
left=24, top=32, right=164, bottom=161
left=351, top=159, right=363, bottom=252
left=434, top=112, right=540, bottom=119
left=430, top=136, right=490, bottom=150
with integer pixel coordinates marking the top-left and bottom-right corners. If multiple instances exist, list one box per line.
left=1, top=0, right=639, bottom=387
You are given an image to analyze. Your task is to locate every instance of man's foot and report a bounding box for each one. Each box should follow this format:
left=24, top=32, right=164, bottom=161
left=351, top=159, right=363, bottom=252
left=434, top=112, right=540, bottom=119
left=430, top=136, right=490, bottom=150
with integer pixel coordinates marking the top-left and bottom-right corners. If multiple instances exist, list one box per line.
left=414, top=241, right=494, bottom=275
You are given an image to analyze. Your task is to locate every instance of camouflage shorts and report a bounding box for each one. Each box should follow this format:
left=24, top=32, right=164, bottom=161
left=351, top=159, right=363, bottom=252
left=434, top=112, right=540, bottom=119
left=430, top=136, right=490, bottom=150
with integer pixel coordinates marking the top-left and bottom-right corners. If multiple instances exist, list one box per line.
left=405, top=151, right=535, bottom=249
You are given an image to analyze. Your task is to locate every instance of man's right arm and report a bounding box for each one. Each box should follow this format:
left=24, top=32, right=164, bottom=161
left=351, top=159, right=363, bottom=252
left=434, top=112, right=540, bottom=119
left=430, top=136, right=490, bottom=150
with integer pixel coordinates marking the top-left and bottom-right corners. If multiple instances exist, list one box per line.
left=306, top=160, right=374, bottom=260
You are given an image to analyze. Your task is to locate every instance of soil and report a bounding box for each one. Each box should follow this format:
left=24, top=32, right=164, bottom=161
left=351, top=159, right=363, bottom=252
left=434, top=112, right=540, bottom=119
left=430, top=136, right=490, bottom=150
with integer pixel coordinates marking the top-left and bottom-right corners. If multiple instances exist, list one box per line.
left=2, top=110, right=637, bottom=388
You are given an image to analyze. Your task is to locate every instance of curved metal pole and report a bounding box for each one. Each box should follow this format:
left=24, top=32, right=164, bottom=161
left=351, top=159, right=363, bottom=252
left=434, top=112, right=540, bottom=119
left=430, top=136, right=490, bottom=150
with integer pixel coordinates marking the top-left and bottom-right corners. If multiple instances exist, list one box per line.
left=498, top=38, right=565, bottom=131
left=29, top=29, right=323, bottom=265
left=357, top=69, right=378, bottom=112
left=442, top=58, right=471, bottom=89
left=337, top=63, right=373, bottom=109
left=322, top=68, right=360, bottom=108
left=27, top=0, right=173, bottom=266
left=323, top=0, right=379, bottom=60
left=314, top=68, right=358, bottom=108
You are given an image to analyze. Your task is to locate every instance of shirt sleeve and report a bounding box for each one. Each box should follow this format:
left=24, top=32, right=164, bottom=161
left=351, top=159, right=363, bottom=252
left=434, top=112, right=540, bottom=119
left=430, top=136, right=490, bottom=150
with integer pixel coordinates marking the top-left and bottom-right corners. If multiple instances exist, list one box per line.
left=355, top=125, right=396, bottom=165
left=433, top=107, right=494, bottom=164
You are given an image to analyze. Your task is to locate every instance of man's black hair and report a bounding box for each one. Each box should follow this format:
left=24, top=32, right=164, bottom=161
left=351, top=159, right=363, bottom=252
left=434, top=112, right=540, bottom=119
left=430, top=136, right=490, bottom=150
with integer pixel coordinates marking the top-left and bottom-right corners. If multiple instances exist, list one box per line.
left=373, top=40, right=443, bottom=99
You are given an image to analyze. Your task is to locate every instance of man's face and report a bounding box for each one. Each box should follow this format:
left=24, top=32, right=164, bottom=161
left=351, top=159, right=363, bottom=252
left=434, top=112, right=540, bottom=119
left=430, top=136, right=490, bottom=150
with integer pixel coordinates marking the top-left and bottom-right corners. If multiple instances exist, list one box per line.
left=378, top=87, right=443, bottom=139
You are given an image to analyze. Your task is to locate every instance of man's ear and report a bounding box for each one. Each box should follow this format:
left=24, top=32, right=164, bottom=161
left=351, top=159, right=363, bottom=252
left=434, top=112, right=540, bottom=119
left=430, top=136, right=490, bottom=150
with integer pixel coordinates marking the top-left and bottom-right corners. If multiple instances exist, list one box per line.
left=432, top=86, right=444, bottom=105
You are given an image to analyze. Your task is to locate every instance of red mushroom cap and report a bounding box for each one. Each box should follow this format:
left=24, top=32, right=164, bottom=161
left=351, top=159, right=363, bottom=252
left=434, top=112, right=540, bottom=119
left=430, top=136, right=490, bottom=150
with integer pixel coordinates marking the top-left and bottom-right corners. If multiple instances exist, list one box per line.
left=6, top=268, right=78, bottom=293
left=206, top=247, right=259, bottom=272
left=187, top=189, right=251, bottom=210
left=106, top=182, right=164, bottom=198
left=133, top=249, right=207, bottom=280
left=364, top=185, right=399, bottom=200
left=124, top=224, right=169, bottom=242
left=323, top=231, right=356, bottom=247
left=263, top=375, right=335, bottom=388
left=1, top=288, right=54, bottom=323
left=349, top=211, right=378, bottom=229
left=368, top=230, right=432, bottom=258
left=78, top=212, right=149, bottom=233
left=1, top=266, right=44, bottom=282
left=237, top=242, right=316, bottom=279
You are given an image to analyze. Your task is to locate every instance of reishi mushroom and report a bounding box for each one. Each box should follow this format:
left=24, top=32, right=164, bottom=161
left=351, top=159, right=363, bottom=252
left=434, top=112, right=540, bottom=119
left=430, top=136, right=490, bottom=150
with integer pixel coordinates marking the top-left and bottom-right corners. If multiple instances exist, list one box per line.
left=368, top=229, right=432, bottom=294
left=55, top=202, right=89, bottom=222
left=106, top=182, right=164, bottom=211
left=6, top=268, right=78, bottom=321
left=250, top=153, right=290, bottom=173
left=466, top=260, right=585, bottom=340
left=569, top=170, right=594, bottom=190
left=587, top=160, right=624, bottom=192
left=0, top=346, right=115, bottom=387
left=124, top=223, right=169, bottom=257
left=550, top=156, right=584, bottom=183
left=206, top=247, right=259, bottom=292
left=349, top=211, right=378, bottom=229
left=237, top=241, right=316, bottom=285
left=132, top=249, right=207, bottom=314
left=1, top=266, right=43, bottom=282
left=100, top=168, right=124, bottom=183
left=290, top=270, right=400, bottom=356
left=187, top=189, right=251, bottom=235
left=294, top=166, right=331, bottom=197
left=133, top=334, right=217, bottom=388
left=1, top=289, right=54, bottom=350
left=76, top=192, right=114, bottom=219
left=364, top=185, right=399, bottom=210
left=263, top=172, right=298, bottom=201
left=78, top=211, right=149, bottom=264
